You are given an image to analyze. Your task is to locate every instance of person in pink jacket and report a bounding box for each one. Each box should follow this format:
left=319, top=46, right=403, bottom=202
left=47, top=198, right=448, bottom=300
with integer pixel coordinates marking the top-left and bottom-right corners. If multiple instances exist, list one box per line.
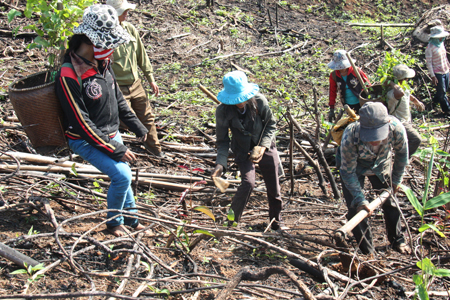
left=425, top=25, right=450, bottom=115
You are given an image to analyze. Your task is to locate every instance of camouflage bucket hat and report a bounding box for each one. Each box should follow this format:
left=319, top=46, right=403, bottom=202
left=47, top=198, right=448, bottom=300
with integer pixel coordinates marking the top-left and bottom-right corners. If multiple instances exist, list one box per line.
left=73, top=4, right=130, bottom=49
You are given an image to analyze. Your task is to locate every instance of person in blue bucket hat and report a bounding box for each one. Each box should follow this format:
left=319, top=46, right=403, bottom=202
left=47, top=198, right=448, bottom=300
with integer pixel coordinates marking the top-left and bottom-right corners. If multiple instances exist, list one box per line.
left=211, top=71, right=287, bottom=231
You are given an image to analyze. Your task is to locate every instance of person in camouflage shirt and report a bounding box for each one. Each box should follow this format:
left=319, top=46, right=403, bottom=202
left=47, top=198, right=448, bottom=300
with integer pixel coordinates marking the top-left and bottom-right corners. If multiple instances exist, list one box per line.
left=339, top=102, right=410, bottom=254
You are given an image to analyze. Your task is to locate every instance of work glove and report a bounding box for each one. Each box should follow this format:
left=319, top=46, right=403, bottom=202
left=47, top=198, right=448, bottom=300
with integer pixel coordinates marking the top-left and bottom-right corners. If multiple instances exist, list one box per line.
left=328, top=108, right=335, bottom=123
left=211, top=164, right=224, bottom=180
left=249, top=146, right=266, bottom=163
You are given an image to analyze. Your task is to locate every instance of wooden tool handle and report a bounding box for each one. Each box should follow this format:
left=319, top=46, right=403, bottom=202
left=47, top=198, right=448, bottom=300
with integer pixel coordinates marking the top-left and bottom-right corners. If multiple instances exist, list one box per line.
left=198, top=84, right=221, bottom=105
left=335, top=190, right=391, bottom=240
left=345, top=52, right=369, bottom=95
left=344, top=104, right=357, bottom=118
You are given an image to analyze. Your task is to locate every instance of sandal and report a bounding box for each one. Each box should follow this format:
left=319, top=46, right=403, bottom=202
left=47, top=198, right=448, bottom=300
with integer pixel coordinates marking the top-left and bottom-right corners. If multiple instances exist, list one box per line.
left=394, top=242, right=411, bottom=254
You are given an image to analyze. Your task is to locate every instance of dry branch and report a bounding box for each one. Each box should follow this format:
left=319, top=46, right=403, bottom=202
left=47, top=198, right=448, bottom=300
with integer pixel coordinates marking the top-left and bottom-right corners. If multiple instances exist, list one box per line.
left=215, top=266, right=316, bottom=300
left=287, top=112, right=341, bottom=199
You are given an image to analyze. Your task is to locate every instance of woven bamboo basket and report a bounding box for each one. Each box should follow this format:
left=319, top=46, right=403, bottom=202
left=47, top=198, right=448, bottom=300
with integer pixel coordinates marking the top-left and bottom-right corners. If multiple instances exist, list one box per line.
left=358, top=84, right=387, bottom=107
left=8, top=71, right=66, bottom=150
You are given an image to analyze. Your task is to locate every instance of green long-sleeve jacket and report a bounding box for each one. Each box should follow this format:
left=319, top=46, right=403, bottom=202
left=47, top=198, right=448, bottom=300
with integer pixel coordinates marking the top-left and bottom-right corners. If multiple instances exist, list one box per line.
left=339, top=116, right=408, bottom=207
left=215, top=93, right=277, bottom=169
left=112, top=21, right=155, bottom=86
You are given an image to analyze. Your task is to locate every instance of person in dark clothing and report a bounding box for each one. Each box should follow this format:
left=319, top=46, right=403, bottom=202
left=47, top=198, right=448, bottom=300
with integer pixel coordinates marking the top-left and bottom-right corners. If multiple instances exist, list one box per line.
left=55, top=4, right=149, bottom=237
left=211, top=71, right=286, bottom=231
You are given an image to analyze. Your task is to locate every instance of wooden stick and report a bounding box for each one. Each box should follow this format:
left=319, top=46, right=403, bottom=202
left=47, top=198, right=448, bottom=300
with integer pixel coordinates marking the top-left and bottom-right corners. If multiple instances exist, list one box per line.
left=0, top=242, right=41, bottom=268
left=197, top=84, right=220, bottom=104
left=288, top=112, right=340, bottom=199
left=293, top=140, right=327, bottom=195
left=345, top=52, right=369, bottom=96
left=289, top=110, right=295, bottom=195
left=334, top=190, right=391, bottom=245
left=347, top=23, right=414, bottom=27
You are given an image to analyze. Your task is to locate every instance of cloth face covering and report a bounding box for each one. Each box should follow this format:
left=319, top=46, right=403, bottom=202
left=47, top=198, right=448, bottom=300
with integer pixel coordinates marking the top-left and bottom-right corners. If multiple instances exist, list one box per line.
left=94, top=47, right=114, bottom=60
left=430, top=37, right=445, bottom=48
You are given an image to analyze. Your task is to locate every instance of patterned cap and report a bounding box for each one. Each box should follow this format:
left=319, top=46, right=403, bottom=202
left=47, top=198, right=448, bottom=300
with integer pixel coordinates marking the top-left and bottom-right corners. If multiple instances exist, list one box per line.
left=73, top=4, right=130, bottom=49
left=328, top=50, right=353, bottom=70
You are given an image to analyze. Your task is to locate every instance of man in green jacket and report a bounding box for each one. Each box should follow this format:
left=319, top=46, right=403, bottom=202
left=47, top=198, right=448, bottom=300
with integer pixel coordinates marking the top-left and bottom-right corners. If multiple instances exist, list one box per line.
left=107, top=0, right=162, bottom=156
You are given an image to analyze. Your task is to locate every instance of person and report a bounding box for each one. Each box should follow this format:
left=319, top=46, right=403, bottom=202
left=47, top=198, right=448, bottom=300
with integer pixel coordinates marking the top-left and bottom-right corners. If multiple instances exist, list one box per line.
left=387, top=64, right=425, bottom=158
left=425, top=25, right=450, bottom=115
left=338, top=102, right=410, bottom=254
left=211, top=71, right=285, bottom=230
left=55, top=4, right=149, bottom=237
left=328, top=49, right=370, bottom=121
left=106, top=0, right=163, bottom=156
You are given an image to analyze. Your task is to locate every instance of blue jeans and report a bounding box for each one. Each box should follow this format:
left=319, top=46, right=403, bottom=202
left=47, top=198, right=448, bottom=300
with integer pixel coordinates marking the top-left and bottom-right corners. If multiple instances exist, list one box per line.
left=434, top=73, right=450, bottom=113
left=68, top=133, right=138, bottom=228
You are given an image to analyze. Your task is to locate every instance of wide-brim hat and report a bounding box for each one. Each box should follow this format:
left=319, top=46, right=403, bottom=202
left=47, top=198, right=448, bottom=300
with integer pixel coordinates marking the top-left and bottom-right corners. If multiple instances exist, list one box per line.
left=393, top=64, right=415, bottom=80
left=328, top=49, right=353, bottom=70
left=217, top=71, right=259, bottom=105
left=429, top=25, right=450, bottom=39
left=106, top=0, right=136, bottom=17
left=73, top=4, right=130, bottom=49
left=359, top=102, right=390, bottom=142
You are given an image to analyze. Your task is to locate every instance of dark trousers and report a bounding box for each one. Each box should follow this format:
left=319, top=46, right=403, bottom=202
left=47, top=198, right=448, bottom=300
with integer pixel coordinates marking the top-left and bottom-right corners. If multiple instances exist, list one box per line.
left=404, top=122, right=422, bottom=158
left=434, top=73, right=450, bottom=113
left=342, top=175, right=404, bottom=254
left=231, top=144, right=282, bottom=224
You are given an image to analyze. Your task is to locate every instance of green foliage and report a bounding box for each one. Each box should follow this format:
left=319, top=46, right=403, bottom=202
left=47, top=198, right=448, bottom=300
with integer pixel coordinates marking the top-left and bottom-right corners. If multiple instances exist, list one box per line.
left=414, top=258, right=450, bottom=300
left=402, top=140, right=450, bottom=299
left=374, top=50, right=416, bottom=88
left=10, top=263, right=45, bottom=283
left=27, top=226, right=39, bottom=236
left=10, top=0, right=96, bottom=68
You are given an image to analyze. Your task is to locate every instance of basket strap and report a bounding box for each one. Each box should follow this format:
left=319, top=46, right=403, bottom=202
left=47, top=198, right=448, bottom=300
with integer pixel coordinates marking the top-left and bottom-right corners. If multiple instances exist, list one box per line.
left=61, top=62, right=82, bottom=93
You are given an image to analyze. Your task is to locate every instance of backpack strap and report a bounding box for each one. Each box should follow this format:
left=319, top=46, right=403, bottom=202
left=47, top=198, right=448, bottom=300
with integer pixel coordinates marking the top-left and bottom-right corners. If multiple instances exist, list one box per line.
left=331, top=70, right=337, bottom=83
left=61, top=62, right=82, bottom=93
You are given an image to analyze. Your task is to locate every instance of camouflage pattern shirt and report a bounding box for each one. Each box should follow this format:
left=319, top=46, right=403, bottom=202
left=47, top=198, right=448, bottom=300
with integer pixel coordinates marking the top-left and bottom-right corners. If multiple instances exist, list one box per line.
left=339, top=116, right=408, bottom=207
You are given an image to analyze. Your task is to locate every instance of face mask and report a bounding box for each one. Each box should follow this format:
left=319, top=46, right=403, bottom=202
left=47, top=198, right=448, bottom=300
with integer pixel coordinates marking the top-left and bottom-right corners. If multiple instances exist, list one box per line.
left=93, top=46, right=114, bottom=60
left=430, top=37, right=445, bottom=48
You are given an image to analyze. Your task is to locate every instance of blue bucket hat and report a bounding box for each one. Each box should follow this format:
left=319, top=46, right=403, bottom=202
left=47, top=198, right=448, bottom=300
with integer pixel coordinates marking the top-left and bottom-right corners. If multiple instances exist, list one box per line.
left=217, top=71, right=259, bottom=105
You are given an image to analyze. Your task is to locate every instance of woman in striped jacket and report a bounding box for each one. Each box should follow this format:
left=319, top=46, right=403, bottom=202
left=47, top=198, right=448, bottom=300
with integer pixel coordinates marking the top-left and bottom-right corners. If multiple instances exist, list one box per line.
left=425, top=25, right=450, bottom=115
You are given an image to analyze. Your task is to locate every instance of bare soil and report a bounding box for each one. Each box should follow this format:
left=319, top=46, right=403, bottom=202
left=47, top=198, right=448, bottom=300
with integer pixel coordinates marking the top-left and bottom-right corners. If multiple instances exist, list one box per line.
left=1, top=0, right=450, bottom=299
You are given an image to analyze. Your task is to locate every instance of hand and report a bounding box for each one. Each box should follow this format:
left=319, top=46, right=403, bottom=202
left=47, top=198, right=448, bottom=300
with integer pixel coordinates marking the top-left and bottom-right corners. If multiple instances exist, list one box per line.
left=121, top=149, right=136, bottom=163
left=414, top=101, right=425, bottom=112
left=432, top=76, right=438, bottom=86
left=328, top=108, right=335, bottom=123
left=136, top=135, right=147, bottom=143
left=150, top=82, right=160, bottom=97
left=249, top=146, right=266, bottom=163
left=211, top=164, right=224, bottom=179
left=356, top=203, right=374, bottom=216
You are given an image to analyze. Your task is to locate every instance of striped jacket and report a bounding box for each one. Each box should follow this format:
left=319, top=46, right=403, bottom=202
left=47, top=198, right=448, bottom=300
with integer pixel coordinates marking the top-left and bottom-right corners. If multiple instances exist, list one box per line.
left=55, top=54, right=148, bottom=161
left=425, top=43, right=450, bottom=78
